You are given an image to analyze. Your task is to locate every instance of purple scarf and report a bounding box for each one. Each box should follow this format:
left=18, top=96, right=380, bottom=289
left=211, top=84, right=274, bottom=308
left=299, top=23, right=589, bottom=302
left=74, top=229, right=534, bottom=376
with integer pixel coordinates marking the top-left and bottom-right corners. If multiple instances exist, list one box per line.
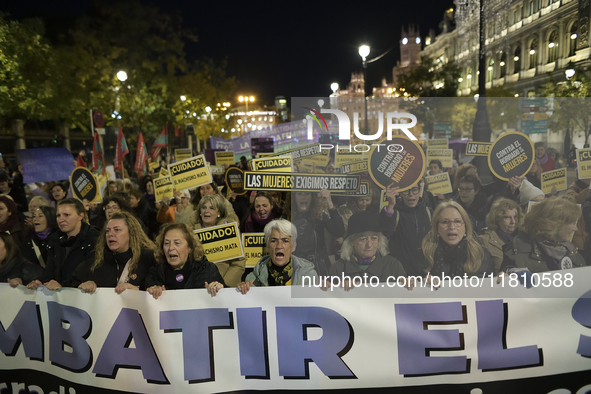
left=36, top=229, right=52, bottom=240
left=538, top=153, right=549, bottom=166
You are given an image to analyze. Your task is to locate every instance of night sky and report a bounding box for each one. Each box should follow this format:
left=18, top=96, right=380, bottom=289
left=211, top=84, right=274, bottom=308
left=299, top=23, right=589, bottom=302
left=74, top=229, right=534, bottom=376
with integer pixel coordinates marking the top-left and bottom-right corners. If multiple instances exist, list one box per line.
left=4, top=0, right=455, bottom=105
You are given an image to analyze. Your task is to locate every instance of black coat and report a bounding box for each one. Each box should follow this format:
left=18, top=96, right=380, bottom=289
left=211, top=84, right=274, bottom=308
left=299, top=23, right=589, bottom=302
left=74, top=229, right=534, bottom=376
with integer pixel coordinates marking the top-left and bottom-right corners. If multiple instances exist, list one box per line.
left=20, top=231, right=54, bottom=268
left=0, top=257, right=44, bottom=284
left=71, top=248, right=157, bottom=290
left=38, top=222, right=100, bottom=286
left=145, top=256, right=225, bottom=290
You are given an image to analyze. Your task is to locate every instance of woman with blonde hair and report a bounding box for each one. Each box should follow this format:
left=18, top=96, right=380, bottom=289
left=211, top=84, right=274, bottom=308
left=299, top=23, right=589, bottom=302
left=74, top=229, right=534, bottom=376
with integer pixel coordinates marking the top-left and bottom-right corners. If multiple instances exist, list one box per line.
left=501, top=196, right=585, bottom=273
left=71, top=211, right=157, bottom=293
left=422, top=200, right=493, bottom=278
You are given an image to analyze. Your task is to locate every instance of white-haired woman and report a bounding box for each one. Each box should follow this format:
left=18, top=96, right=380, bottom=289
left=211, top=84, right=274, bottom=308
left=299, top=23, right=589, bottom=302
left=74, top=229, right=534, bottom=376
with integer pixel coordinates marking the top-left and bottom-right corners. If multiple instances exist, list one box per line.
left=237, top=219, right=317, bottom=293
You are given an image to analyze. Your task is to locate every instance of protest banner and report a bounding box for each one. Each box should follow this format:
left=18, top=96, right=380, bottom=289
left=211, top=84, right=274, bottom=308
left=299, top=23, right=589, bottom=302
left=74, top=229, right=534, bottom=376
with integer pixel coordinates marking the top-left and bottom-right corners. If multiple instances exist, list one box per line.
left=252, top=156, right=292, bottom=172
left=340, top=159, right=368, bottom=175
left=2, top=266, right=591, bottom=393
left=242, top=233, right=267, bottom=267
left=153, top=176, right=174, bottom=202
left=368, top=137, right=425, bottom=191
left=244, top=172, right=360, bottom=194
left=215, top=151, right=236, bottom=166
left=209, top=164, right=225, bottom=175
left=541, top=168, right=567, bottom=194
left=427, top=138, right=448, bottom=148
left=335, top=150, right=364, bottom=168
left=194, top=223, right=244, bottom=263
left=266, top=143, right=322, bottom=161
left=174, top=148, right=192, bottom=162
left=17, top=148, right=75, bottom=183
left=225, top=167, right=247, bottom=195
left=167, top=155, right=212, bottom=191
left=159, top=168, right=169, bottom=177
left=336, top=181, right=370, bottom=197
left=424, top=172, right=453, bottom=195
left=577, top=148, right=591, bottom=179
left=70, top=167, right=102, bottom=203
left=488, top=132, right=534, bottom=181
left=426, top=149, right=453, bottom=168
left=466, top=141, right=492, bottom=156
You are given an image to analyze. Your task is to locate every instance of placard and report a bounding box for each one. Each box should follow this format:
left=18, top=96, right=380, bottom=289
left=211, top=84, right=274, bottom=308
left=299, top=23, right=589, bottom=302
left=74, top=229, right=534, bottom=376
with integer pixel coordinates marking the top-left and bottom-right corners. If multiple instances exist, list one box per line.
left=257, top=152, right=277, bottom=158
left=488, top=132, right=534, bottom=181
left=424, top=172, right=453, bottom=195
left=252, top=156, right=292, bottom=172
left=335, top=150, right=364, bottom=168
left=379, top=189, right=389, bottom=211
left=541, top=168, right=567, bottom=194
left=465, top=141, right=492, bottom=156
left=244, top=172, right=360, bottom=194
left=427, top=138, right=448, bottom=148
left=426, top=149, right=453, bottom=168
left=225, top=167, right=247, bottom=195
left=299, top=147, right=330, bottom=168
left=175, top=148, right=192, bottom=162
left=194, top=223, right=244, bottom=263
left=368, top=137, right=425, bottom=191
left=159, top=168, right=169, bottom=177
left=215, top=151, right=235, bottom=166
left=167, top=155, right=212, bottom=191
left=209, top=164, right=225, bottom=175
left=577, top=148, right=591, bottom=179
left=70, top=167, right=102, bottom=203
left=336, top=181, right=370, bottom=197
left=242, top=232, right=267, bottom=267
left=340, top=160, right=369, bottom=175
left=153, top=175, right=174, bottom=202
left=266, top=143, right=322, bottom=160
left=18, top=148, right=76, bottom=183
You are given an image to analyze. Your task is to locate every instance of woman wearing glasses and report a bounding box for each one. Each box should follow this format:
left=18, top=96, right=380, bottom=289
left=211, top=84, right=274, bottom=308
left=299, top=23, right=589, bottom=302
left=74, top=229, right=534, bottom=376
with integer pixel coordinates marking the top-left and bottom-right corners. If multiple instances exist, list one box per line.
left=378, top=183, right=432, bottom=277
left=422, top=201, right=493, bottom=278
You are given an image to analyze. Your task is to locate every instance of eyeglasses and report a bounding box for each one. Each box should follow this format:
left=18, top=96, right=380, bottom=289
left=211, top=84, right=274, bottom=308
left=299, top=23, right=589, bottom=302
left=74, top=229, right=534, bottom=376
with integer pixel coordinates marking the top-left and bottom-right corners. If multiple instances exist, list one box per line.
left=439, top=219, right=464, bottom=228
left=458, top=187, right=475, bottom=192
left=104, top=205, right=121, bottom=212
left=401, top=187, right=420, bottom=196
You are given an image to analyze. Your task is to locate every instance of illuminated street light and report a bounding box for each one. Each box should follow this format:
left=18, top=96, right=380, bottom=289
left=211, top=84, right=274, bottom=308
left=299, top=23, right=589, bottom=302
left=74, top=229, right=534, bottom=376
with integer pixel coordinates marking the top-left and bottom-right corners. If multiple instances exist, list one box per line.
left=180, top=95, right=186, bottom=101
left=239, top=95, right=255, bottom=113
left=116, top=71, right=128, bottom=82
left=358, top=45, right=370, bottom=135
left=565, top=68, right=576, bottom=80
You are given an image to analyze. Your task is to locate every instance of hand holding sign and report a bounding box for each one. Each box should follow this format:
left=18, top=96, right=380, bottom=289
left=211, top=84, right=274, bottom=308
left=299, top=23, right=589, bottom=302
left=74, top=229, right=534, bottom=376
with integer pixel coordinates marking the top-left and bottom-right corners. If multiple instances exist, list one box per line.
left=508, top=176, right=523, bottom=194
left=385, top=184, right=400, bottom=211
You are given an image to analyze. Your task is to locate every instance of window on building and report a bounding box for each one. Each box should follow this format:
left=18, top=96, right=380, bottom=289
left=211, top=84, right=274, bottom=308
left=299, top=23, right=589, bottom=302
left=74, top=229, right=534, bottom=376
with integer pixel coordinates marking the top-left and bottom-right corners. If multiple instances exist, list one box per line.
left=487, top=58, right=494, bottom=82
left=514, top=46, right=521, bottom=73
left=513, top=10, right=518, bottom=24
left=500, top=53, right=507, bottom=78
left=467, top=67, right=473, bottom=89
left=537, top=0, right=542, bottom=11
left=570, top=22, right=579, bottom=57
left=529, top=1, right=534, bottom=16
left=548, top=31, right=558, bottom=63
left=529, top=39, right=538, bottom=69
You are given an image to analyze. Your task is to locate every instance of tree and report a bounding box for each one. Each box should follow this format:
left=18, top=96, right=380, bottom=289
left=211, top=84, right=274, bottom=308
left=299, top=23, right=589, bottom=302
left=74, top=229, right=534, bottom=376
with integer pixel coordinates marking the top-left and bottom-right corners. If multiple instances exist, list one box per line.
left=397, top=57, right=461, bottom=98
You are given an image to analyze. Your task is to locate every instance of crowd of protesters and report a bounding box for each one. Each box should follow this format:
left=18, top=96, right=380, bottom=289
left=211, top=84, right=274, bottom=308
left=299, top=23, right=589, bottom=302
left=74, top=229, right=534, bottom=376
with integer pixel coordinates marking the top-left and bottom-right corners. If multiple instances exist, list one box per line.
left=0, top=139, right=589, bottom=296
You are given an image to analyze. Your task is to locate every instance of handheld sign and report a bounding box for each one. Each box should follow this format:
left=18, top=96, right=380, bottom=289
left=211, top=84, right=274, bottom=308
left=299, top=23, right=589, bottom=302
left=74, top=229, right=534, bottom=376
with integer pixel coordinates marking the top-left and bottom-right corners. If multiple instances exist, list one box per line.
left=426, top=149, right=453, bottom=168
left=209, top=164, right=225, bottom=175
left=541, top=168, right=567, bottom=194
left=159, top=168, right=169, bottom=177
left=424, top=172, right=453, bottom=195
left=266, top=143, right=322, bottom=160
left=466, top=142, right=492, bottom=156
left=379, top=190, right=389, bottom=211
left=335, top=150, right=364, bottom=168
left=167, top=155, right=212, bottom=191
left=225, top=167, right=247, bottom=195
left=488, top=132, right=534, bottom=181
left=242, top=233, right=268, bottom=267
left=175, top=148, right=192, bottom=162
left=577, top=148, right=591, bottom=179
left=18, top=148, right=76, bottom=184
left=300, top=148, right=330, bottom=168
left=252, top=156, right=292, bottom=172
left=215, top=151, right=235, bottom=166
left=70, top=167, right=102, bottom=203
left=337, top=181, right=370, bottom=197
left=428, top=139, right=448, bottom=148
left=194, top=223, right=244, bottom=263
left=244, top=172, right=360, bottom=194
left=340, top=160, right=369, bottom=175
left=368, top=137, right=425, bottom=191
left=149, top=161, right=160, bottom=170
left=153, top=176, right=174, bottom=202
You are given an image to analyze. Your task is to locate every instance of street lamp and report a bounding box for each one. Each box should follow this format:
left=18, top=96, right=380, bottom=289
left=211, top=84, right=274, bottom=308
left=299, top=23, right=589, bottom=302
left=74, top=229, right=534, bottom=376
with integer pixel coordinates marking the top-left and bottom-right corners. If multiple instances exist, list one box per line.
left=359, top=45, right=370, bottom=135
left=565, top=68, right=576, bottom=80
left=116, top=71, right=128, bottom=82
left=239, top=96, right=255, bottom=114
left=180, top=95, right=186, bottom=101
left=331, top=82, right=339, bottom=94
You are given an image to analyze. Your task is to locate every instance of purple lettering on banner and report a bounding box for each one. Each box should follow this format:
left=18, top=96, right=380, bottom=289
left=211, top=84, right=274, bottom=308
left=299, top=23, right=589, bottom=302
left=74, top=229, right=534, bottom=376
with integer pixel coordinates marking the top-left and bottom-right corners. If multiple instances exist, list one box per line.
left=275, top=307, right=356, bottom=379
left=160, top=309, right=232, bottom=383
left=572, top=289, right=591, bottom=357
left=236, top=307, right=269, bottom=378
left=0, top=301, right=43, bottom=360
left=47, top=302, right=93, bottom=372
left=395, top=302, right=469, bottom=376
left=93, top=308, right=168, bottom=383
left=475, top=300, right=542, bottom=370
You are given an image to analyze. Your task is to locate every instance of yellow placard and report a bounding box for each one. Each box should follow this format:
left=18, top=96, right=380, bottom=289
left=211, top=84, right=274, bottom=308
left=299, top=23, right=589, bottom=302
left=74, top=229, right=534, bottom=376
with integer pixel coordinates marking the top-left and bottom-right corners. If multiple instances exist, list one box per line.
left=244, top=172, right=360, bottom=194
left=340, top=160, right=368, bottom=174
left=541, top=168, right=567, bottom=194
left=175, top=148, right=192, bottom=162
left=428, top=139, right=448, bottom=148
left=167, top=155, right=212, bottom=191
left=194, top=223, right=244, bottom=263
left=242, top=233, right=268, bottom=267
left=71, top=167, right=102, bottom=204
left=335, top=181, right=370, bottom=197
left=426, top=149, right=453, bottom=168
left=424, top=172, right=453, bottom=195
left=215, top=151, right=235, bottom=166
left=159, top=168, right=169, bottom=177
left=299, top=148, right=330, bottom=168
left=252, top=156, right=292, bottom=172
left=577, top=148, right=591, bottom=179
left=209, top=164, right=225, bottom=174
left=335, top=150, right=364, bottom=168
left=153, top=176, right=174, bottom=202
left=257, top=152, right=277, bottom=158
left=465, top=142, right=492, bottom=156
left=149, top=161, right=160, bottom=170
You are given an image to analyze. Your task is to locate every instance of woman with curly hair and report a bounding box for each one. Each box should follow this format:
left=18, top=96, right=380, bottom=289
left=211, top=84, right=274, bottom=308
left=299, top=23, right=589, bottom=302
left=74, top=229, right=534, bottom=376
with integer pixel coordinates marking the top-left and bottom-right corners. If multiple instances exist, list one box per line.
left=501, top=196, right=585, bottom=274
left=145, top=223, right=224, bottom=298
left=71, top=211, right=157, bottom=293
left=422, top=200, right=494, bottom=278
left=243, top=191, right=283, bottom=233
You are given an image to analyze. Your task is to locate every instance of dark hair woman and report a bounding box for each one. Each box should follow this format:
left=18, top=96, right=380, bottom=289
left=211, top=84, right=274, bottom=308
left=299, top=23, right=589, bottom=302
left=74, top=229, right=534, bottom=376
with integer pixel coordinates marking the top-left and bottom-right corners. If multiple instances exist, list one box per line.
left=0, top=232, right=44, bottom=288
left=243, top=191, right=283, bottom=233
left=0, top=195, right=28, bottom=245
left=20, top=206, right=58, bottom=268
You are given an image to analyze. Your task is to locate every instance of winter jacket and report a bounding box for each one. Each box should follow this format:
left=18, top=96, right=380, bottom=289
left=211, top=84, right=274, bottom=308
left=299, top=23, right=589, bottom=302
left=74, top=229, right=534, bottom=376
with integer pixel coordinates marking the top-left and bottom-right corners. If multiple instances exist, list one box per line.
left=246, top=255, right=317, bottom=286
left=20, top=230, right=55, bottom=268
left=0, top=257, right=44, bottom=284
left=329, top=253, right=407, bottom=282
left=145, top=256, right=225, bottom=289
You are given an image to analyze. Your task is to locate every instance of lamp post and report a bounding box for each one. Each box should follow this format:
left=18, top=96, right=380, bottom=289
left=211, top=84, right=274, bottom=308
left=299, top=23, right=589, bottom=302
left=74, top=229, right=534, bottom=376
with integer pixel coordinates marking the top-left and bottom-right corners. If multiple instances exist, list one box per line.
left=239, top=95, right=255, bottom=114
left=359, top=45, right=370, bottom=135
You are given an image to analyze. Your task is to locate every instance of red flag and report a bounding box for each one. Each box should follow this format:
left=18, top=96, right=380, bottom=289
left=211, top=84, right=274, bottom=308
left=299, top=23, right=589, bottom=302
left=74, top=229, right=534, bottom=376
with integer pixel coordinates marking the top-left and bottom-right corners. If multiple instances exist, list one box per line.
left=76, top=155, right=86, bottom=168
left=151, top=125, right=169, bottom=160
left=91, top=131, right=105, bottom=174
left=135, top=131, right=149, bottom=173
left=114, top=125, right=130, bottom=171
left=174, top=125, right=180, bottom=137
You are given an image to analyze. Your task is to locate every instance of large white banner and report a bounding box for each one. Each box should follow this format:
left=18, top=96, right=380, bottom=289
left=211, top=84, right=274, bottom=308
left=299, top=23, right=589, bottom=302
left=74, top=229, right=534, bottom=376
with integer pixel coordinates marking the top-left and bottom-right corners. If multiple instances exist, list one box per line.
left=1, top=267, right=591, bottom=393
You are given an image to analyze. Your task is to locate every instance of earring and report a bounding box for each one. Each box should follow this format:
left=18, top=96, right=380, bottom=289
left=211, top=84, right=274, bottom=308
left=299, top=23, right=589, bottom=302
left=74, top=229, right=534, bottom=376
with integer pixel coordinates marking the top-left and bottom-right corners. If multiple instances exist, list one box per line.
left=463, top=233, right=467, bottom=237
left=217, top=215, right=220, bottom=217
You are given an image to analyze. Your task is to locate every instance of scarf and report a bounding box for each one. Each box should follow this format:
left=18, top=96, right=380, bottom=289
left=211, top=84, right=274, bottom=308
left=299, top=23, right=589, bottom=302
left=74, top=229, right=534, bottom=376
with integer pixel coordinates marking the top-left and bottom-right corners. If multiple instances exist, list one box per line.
left=0, top=196, right=19, bottom=233
left=36, top=229, right=52, bottom=240
left=495, top=228, right=516, bottom=244
left=352, top=254, right=376, bottom=271
left=251, top=211, right=275, bottom=228
left=432, top=237, right=469, bottom=277
left=268, top=259, right=292, bottom=286
left=536, top=240, right=576, bottom=270
left=538, top=153, right=549, bottom=166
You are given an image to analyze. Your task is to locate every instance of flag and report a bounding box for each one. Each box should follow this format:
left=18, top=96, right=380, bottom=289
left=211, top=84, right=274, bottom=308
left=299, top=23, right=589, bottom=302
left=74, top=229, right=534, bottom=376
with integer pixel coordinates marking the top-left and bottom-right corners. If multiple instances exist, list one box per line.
left=174, top=125, right=180, bottom=137
left=114, top=125, right=129, bottom=171
left=151, top=125, right=169, bottom=160
left=76, top=154, right=86, bottom=168
left=91, top=130, right=106, bottom=175
left=135, top=131, right=149, bottom=175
